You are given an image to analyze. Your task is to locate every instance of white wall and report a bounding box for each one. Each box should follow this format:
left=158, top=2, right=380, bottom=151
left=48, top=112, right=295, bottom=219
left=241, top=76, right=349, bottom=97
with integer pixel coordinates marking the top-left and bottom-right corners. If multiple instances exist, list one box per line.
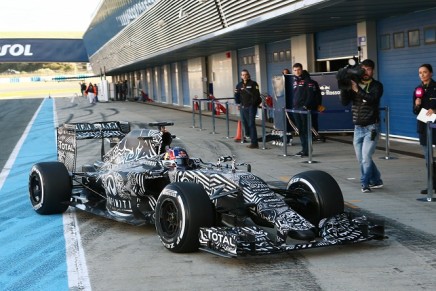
left=162, top=64, right=171, bottom=103
left=208, top=52, right=234, bottom=99
left=291, top=34, right=316, bottom=72
left=188, top=57, right=207, bottom=105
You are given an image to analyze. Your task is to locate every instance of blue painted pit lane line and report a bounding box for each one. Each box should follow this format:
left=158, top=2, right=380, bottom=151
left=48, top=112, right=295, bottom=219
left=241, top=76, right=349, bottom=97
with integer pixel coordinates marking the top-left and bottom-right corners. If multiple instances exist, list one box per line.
left=0, top=98, right=90, bottom=291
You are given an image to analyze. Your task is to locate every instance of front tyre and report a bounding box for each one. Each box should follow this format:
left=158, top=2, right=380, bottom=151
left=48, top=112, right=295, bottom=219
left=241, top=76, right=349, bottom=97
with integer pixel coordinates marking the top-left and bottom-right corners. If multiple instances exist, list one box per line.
left=155, top=182, right=214, bottom=253
left=29, top=162, right=72, bottom=214
left=287, top=170, right=344, bottom=225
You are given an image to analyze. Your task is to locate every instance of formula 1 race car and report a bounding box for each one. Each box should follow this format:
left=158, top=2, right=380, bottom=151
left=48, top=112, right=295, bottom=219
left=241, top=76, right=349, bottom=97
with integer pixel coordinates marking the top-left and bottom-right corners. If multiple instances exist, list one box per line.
left=28, top=121, right=385, bottom=257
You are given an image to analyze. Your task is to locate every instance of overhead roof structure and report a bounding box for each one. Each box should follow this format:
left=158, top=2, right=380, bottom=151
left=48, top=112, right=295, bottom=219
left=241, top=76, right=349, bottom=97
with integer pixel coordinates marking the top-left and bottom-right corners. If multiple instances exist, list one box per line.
left=84, top=0, right=436, bottom=75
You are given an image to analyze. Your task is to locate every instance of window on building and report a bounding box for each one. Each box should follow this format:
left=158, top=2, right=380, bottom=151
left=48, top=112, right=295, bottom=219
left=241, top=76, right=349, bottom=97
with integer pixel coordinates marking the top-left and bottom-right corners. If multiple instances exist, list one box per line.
left=286, top=50, right=291, bottom=61
left=380, top=34, right=390, bottom=50
left=279, top=51, right=285, bottom=62
left=424, top=26, right=436, bottom=44
left=408, top=29, right=420, bottom=47
left=273, top=52, right=279, bottom=62
left=393, top=32, right=405, bottom=48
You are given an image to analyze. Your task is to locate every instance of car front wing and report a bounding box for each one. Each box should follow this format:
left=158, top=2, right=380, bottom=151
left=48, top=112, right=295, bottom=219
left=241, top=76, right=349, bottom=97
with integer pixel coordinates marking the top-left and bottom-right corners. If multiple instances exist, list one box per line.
left=198, top=213, right=385, bottom=257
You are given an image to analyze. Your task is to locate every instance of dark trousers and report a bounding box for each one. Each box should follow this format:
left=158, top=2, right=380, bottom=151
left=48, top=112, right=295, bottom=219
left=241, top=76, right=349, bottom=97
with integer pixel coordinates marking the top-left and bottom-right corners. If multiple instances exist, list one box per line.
left=241, top=105, right=258, bottom=145
left=293, top=112, right=308, bottom=154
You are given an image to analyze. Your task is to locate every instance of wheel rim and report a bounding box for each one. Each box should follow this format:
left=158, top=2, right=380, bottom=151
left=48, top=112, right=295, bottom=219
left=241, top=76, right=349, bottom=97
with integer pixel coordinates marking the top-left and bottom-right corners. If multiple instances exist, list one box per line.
left=159, top=199, right=180, bottom=237
left=288, top=182, right=320, bottom=224
left=29, top=173, right=42, bottom=205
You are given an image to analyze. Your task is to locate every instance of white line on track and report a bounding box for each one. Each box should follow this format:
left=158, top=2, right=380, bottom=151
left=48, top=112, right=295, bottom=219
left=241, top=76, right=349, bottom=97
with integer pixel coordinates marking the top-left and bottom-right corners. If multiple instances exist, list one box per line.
left=53, top=98, right=92, bottom=290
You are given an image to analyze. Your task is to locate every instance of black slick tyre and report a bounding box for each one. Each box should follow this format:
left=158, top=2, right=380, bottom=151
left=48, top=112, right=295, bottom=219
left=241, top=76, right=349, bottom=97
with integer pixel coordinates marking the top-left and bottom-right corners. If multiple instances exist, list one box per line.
left=29, top=162, right=72, bottom=214
left=287, top=170, right=344, bottom=225
left=155, top=182, right=214, bottom=253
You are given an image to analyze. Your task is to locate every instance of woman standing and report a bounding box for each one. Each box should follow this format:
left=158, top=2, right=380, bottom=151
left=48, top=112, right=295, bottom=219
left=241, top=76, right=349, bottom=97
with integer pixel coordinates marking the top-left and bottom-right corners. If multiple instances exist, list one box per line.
left=86, top=83, right=96, bottom=104
left=412, top=64, right=436, bottom=194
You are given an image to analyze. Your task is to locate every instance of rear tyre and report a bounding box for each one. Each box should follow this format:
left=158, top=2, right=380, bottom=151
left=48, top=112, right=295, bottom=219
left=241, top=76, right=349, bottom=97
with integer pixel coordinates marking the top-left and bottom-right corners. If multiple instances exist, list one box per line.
left=29, top=162, right=72, bottom=214
left=287, top=170, right=344, bottom=225
left=155, top=182, right=214, bottom=253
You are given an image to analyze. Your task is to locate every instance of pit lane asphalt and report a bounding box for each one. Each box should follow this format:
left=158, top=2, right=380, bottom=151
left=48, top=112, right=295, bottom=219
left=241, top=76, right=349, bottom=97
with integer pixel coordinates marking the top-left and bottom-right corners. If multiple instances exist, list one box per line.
left=1, top=96, right=436, bottom=291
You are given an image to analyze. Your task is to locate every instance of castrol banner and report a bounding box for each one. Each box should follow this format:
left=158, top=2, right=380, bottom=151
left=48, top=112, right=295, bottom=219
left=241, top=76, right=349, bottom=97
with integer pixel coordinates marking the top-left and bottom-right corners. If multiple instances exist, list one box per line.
left=0, top=39, right=88, bottom=62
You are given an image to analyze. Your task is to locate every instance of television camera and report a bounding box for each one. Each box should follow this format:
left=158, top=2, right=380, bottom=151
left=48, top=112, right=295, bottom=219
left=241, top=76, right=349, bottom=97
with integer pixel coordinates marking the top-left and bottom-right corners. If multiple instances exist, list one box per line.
left=336, top=58, right=365, bottom=91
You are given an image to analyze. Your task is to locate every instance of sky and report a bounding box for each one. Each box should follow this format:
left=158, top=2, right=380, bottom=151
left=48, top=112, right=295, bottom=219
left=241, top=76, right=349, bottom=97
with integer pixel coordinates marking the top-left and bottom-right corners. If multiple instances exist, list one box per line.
left=0, top=0, right=101, bottom=32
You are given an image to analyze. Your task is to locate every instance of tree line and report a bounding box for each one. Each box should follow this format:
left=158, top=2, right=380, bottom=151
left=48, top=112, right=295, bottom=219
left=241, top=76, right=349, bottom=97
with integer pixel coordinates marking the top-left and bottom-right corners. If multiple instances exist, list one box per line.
left=0, top=63, right=87, bottom=74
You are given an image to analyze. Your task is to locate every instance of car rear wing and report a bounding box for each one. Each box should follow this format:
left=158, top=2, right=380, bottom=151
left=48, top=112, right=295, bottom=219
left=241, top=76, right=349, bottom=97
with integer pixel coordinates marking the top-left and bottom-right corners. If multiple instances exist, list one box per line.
left=74, top=121, right=130, bottom=140
left=57, top=121, right=130, bottom=172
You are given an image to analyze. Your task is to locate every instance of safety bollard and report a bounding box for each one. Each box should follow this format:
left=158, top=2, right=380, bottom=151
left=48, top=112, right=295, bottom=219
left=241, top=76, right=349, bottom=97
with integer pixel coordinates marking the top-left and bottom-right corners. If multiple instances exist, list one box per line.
left=261, top=101, right=266, bottom=149
left=305, top=110, right=316, bottom=164
left=418, top=122, right=436, bottom=202
left=191, top=100, right=196, bottom=128
left=380, top=106, right=396, bottom=160
left=239, top=107, right=245, bottom=144
left=211, top=100, right=217, bottom=134
left=282, top=107, right=288, bottom=156
left=198, top=100, right=203, bottom=130
left=225, top=102, right=230, bottom=138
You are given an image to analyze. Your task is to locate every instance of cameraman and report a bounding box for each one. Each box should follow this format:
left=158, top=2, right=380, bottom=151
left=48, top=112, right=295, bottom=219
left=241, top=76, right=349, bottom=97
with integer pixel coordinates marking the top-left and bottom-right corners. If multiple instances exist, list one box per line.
left=340, top=59, right=384, bottom=193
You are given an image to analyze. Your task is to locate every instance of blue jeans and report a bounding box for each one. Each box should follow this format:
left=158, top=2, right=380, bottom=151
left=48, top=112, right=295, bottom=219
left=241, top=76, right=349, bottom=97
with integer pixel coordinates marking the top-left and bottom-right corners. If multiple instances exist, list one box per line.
left=353, top=124, right=382, bottom=187
left=241, top=105, right=258, bottom=145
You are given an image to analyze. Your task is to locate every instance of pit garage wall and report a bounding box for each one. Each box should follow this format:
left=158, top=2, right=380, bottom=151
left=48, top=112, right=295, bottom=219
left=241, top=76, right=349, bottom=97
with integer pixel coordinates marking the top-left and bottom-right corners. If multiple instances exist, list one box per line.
left=315, top=25, right=357, bottom=60
left=187, top=58, right=206, bottom=107
left=237, top=47, right=256, bottom=81
left=377, top=8, right=436, bottom=140
left=266, top=39, right=292, bottom=96
left=208, top=52, right=235, bottom=100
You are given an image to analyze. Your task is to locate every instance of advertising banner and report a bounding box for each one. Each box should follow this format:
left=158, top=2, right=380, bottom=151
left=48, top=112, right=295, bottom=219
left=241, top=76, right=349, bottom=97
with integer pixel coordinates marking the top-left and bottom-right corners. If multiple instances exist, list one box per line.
left=311, top=72, right=354, bottom=132
left=0, top=39, right=88, bottom=62
left=273, top=72, right=353, bottom=132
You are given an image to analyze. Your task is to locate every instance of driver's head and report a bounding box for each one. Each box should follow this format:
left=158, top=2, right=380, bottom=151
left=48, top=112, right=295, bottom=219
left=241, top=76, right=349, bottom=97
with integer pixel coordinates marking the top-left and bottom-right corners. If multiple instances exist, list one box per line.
left=164, top=147, right=191, bottom=169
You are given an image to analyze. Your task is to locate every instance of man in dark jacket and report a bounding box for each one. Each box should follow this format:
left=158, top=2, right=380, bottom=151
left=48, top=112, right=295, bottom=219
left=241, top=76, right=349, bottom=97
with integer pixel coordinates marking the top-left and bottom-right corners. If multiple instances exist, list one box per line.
left=340, top=59, right=384, bottom=193
left=234, top=69, right=261, bottom=149
left=292, top=63, right=317, bottom=157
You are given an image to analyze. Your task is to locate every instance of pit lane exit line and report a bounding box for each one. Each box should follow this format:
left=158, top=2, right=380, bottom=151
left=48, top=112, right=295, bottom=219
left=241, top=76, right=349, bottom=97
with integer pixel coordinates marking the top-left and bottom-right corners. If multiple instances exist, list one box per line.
left=0, top=98, right=90, bottom=291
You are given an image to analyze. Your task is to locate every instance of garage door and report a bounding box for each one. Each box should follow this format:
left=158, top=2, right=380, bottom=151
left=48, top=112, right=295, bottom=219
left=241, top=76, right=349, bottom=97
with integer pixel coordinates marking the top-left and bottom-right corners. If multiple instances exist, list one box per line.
left=377, top=8, right=436, bottom=139
left=315, top=25, right=357, bottom=60
left=266, top=39, right=291, bottom=96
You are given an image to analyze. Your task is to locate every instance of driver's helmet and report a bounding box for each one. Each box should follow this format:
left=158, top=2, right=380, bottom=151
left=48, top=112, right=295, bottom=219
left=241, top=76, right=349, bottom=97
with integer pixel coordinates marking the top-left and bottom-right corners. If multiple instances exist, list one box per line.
left=164, top=147, right=190, bottom=169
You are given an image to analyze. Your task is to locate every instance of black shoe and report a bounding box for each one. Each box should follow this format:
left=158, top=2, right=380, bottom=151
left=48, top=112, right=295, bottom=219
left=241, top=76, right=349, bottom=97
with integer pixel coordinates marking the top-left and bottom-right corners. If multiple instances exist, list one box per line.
left=247, top=144, right=259, bottom=149
left=295, top=151, right=304, bottom=157
left=369, top=182, right=384, bottom=189
left=361, top=186, right=372, bottom=193
left=420, top=189, right=435, bottom=194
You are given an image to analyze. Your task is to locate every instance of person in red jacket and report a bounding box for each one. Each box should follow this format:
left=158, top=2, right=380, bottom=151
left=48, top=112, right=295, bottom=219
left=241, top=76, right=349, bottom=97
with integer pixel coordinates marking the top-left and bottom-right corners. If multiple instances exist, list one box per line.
left=85, top=83, right=97, bottom=104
